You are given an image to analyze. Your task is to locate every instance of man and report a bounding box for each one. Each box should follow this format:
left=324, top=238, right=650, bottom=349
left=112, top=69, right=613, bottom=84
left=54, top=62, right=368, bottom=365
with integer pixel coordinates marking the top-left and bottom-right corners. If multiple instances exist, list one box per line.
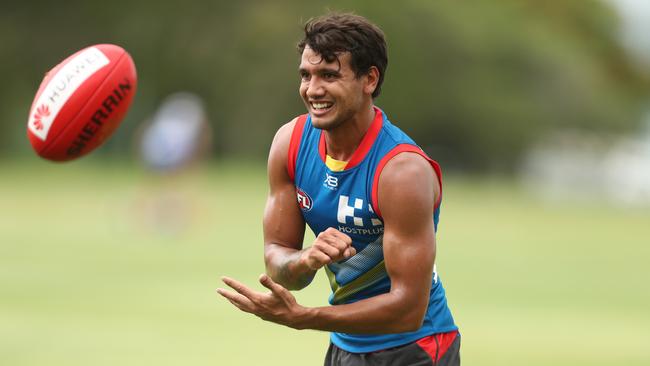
left=217, top=13, right=460, bottom=365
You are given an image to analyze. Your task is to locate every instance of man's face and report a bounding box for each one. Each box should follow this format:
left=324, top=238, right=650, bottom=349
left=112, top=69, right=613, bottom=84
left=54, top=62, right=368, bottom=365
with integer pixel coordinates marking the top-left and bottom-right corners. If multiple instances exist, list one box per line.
left=298, top=46, right=370, bottom=130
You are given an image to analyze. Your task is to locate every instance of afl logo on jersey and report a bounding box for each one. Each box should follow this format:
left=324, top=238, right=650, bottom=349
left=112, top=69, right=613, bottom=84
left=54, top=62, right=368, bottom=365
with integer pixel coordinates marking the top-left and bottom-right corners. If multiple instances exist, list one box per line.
left=296, top=188, right=313, bottom=212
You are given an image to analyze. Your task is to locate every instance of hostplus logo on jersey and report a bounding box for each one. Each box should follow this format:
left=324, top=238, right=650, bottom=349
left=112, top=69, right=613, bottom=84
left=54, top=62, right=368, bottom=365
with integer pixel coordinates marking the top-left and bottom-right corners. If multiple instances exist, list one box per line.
left=323, top=173, right=338, bottom=190
left=336, top=195, right=383, bottom=236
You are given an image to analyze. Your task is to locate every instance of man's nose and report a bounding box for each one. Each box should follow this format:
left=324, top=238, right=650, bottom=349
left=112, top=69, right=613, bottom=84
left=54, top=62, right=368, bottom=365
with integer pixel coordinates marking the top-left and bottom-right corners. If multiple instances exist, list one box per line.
left=306, top=78, right=326, bottom=98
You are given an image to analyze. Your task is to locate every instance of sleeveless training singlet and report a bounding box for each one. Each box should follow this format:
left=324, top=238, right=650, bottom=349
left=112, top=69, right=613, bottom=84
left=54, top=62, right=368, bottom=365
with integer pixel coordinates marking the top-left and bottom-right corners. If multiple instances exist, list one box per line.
left=287, top=107, right=457, bottom=353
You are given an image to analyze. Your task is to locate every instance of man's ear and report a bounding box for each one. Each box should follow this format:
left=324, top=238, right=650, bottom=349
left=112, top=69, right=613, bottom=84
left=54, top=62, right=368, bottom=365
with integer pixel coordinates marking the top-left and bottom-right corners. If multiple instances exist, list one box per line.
left=364, top=66, right=380, bottom=96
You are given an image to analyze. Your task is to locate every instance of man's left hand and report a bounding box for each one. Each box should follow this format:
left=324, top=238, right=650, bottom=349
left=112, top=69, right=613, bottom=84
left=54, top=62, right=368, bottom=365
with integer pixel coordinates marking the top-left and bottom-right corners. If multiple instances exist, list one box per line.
left=217, top=274, right=309, bottom=329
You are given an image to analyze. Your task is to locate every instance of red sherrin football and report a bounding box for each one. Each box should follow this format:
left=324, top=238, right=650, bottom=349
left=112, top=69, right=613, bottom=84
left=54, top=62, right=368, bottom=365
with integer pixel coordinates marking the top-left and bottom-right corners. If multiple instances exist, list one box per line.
left=27, top=44, right=137, bottom=161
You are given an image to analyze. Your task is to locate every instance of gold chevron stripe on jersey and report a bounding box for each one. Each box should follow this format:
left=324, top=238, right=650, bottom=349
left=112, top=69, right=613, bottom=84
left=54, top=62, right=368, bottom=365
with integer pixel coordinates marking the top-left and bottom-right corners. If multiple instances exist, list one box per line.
left=325, top=260, right=389, bottom=305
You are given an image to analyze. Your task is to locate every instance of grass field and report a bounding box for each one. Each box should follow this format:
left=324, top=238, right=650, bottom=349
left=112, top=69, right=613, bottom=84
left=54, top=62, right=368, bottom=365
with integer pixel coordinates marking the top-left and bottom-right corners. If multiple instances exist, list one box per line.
left=1, top=159, right=649, bottom=365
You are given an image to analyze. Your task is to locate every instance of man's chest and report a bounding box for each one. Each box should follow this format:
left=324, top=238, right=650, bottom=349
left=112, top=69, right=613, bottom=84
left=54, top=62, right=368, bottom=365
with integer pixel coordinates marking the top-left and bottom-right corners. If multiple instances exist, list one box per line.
left=295, top=166, right=384, bottom=245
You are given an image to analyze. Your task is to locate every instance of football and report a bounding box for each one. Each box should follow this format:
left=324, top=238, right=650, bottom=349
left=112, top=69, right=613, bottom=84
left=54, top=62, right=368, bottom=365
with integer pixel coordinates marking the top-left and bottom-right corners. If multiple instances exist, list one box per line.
left=26, top=44, right=137, bottom=161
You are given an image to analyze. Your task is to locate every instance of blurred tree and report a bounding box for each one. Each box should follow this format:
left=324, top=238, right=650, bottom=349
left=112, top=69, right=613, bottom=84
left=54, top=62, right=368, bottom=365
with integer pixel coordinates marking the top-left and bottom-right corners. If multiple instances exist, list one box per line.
left=1, top=0, right=647, bottom=171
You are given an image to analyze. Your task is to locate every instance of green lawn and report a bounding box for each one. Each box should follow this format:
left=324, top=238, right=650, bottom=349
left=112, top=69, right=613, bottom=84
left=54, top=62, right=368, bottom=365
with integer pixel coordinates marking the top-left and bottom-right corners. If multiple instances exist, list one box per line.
left=1, top=159, right=648, bottom=365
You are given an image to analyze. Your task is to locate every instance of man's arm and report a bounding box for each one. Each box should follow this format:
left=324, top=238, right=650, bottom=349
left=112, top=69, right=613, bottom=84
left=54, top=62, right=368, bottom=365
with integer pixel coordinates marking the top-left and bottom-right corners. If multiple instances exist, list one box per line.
left=218, top=152, right=439, bottom=334
left=262, top=119, right=356, bottom=290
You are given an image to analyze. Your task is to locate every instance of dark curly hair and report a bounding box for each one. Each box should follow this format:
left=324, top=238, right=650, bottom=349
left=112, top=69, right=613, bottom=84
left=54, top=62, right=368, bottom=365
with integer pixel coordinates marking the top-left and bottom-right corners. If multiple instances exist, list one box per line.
left=297, top=13, right=388, bottom=99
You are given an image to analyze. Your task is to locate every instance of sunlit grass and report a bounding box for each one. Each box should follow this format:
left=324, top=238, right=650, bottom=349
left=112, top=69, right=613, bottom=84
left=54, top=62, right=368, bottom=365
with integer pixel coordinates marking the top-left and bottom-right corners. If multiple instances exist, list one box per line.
left=1, top=159, right=648, bottom=365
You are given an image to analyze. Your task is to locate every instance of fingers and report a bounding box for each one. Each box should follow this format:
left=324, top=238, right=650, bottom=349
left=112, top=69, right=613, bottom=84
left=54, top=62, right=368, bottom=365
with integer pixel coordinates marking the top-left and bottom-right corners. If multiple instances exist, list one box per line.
left=216, top=287, right=255, bottom=311
left=343, top=246, right=356, bottom=258
left=217, top=274, right=305, bottom=329
left=218, top=276, right=262, bottom=311
left=312, top=228, right=355, bottom=263
left=259, top=274, right=293, bottom=303
left=322, top=228, right=353, bottom=252
left=313, top=238, right=345, bottom=258
left=324, top=227, right=353, bottom=245
left=222, top=276, right=258, bottom=299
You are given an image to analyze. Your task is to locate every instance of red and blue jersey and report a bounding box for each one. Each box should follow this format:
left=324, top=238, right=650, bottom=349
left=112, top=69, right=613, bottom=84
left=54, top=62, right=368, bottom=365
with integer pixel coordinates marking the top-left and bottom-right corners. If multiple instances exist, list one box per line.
left=288, top=107, right=457, bottom=353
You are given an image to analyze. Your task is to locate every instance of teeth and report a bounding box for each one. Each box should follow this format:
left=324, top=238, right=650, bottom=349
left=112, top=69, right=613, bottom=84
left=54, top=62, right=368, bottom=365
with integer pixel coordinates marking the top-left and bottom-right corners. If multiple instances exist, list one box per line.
left=312, top=102, right=332, bottom=110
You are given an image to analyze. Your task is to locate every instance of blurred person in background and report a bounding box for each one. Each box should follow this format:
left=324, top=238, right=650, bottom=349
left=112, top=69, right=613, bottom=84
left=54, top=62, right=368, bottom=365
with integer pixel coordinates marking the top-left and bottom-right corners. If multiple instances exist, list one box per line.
left=134, top=92, right=212, bottom=236
left=218, top=13, right=459, bottom=365
left=139, top=92, right=212, bottom=172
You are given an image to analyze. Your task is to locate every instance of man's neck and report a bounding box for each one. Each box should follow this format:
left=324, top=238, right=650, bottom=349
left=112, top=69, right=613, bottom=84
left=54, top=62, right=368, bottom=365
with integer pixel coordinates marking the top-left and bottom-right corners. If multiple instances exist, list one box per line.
left=323, top=105, right=376, bottom=162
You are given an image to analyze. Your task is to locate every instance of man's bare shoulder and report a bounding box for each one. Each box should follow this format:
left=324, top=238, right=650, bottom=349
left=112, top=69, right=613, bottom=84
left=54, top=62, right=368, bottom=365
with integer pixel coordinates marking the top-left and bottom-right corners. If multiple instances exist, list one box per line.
left=380, top=152, right=437, bottom=192
left=378, top=152, right=438, bottom=220
left=268, top=117, right=302, bottom=180
left=271, top=117, right=300, bottom=149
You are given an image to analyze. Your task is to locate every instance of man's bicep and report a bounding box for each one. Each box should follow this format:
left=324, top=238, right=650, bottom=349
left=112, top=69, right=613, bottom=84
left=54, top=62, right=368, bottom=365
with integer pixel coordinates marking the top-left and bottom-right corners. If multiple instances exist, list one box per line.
left=263, top=182, right=306, bottom=250
left=379, top=153, right=437, bottom=304
left=263, top=120, right=306, bottom=250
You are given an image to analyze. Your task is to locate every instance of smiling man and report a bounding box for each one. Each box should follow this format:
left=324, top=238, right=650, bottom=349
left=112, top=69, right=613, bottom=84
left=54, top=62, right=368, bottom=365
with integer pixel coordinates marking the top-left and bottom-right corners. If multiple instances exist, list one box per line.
left=217, top=13, right=460, bottom=365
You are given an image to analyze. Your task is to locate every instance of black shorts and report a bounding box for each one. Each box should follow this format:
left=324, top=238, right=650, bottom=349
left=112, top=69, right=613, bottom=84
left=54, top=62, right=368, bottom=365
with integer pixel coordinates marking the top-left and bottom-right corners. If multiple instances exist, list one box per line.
left=324, top=331, right=460, bottom=366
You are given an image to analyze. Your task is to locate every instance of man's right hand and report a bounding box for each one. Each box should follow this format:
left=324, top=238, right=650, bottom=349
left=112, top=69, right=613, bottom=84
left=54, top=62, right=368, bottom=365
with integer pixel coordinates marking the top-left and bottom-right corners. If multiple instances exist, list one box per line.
left=300, top=228, right=356, bottom=270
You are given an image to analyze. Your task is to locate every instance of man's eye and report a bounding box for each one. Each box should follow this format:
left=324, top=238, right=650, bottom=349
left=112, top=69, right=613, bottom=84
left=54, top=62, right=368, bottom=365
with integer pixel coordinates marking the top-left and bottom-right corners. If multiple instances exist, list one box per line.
left=323, top=73, right=337, bottom=80
left=300, top=73, right=310, bottom=81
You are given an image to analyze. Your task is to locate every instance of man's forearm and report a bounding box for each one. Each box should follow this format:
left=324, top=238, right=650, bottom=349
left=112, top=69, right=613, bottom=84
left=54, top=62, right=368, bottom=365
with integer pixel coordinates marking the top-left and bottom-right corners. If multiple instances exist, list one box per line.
left=264, top=243, right=316, bottom=290
left=292, top=291, right=426, bottom=334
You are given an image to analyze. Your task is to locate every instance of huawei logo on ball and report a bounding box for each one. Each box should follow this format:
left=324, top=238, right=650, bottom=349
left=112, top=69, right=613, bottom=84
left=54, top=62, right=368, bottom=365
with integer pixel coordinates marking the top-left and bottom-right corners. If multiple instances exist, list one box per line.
left=32, top=104, right=51, bottom=131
